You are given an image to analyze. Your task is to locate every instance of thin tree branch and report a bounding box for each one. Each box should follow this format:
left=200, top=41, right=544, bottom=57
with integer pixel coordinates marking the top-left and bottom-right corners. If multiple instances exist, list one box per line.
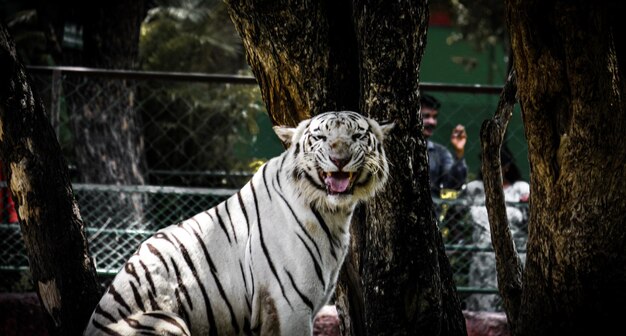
left=479, top=69, right=523, bottom=329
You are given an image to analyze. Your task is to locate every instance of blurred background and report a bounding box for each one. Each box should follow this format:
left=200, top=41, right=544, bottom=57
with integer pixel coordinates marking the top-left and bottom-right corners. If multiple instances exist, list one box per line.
left=0, top=0, right=525, bottom=312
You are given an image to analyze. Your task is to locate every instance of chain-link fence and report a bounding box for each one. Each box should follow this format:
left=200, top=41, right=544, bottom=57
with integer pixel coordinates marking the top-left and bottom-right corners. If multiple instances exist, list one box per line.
left=1, top=66, right=529, bottom=311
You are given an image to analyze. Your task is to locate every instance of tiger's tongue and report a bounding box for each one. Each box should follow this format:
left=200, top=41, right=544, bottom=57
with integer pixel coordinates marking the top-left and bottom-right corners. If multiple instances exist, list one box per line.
left=325, top=173, right=350, bottom=193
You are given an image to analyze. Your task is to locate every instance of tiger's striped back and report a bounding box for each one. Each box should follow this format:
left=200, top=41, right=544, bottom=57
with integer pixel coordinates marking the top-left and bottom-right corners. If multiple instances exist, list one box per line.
left=84, top=111, right=393, bottom=335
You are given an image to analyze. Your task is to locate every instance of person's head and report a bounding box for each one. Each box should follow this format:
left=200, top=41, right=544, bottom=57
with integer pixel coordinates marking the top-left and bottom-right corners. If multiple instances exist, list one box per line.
left=420, top=93, right=441, bottom=138
left=500, top=145, right=522, bottom=184
left=477, top=144, right=522, bottom=183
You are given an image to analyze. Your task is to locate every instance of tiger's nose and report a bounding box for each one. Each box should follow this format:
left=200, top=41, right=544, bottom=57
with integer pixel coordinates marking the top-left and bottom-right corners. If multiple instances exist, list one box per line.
left=331, top=156, right=351, bottom=170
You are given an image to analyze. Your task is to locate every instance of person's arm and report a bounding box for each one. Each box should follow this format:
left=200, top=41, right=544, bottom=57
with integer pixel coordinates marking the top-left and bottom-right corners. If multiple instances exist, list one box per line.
left=442, top=124, right=468, bottom=189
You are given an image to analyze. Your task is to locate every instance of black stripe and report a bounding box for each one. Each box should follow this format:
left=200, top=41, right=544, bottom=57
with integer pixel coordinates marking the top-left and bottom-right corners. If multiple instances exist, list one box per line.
left=294, top=142, right=300, bottom=157
left=147, top=290, right=161, bottom=311
left=175, top=288, right=191, bottom=330
left=188, top=226, right=240, bottom=334
left=224, top=200, right=238, bottom=244
left=239, top=261, right=252, bottom=312
left=171, top=234, right=218, bottom=336
left=295, top=233, right=325, bottom=288
left=251, top=180, right=293, bottom=308
left=125, top=317, right=152, bottom=331
left=243, top=317, right=252, bottom=336
left=170, top=258, right=193, bottom=310
left=95, top=304, right=117, bottom=324
left=213, top=207, right=232, bottom=244
left=144, top=311, right=190, bottom=336
left=125, top=262, right=141, bottom=285
left=108, top=284, right=132, bottom=313
left=284, top=268, right=314, bottom=311
left=273, top=181, right=323, bottom=262
left=190, top=217, right=203, bottom=233
left=117, top=308, right=128, bottom=320
left=311, top=207, right=338, bottom=259
left=92, top=319, right=124, bottom=336
left=146, top=243, right=170, bottom=275
left=139, top=260, right=156, bottom=294
left=276, top=156, right=286, bottom=190
left=129, top=282, right=146, bottom=312
left=261, top=164, right=272, bottom=201
left=237, top=191, right=250, bottom=233
left=189, top=226, right=218, bottom=274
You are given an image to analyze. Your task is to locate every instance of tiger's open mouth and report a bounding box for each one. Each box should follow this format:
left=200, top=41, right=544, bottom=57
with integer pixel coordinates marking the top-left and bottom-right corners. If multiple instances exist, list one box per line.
left=321, top=171, right=356, bottom=195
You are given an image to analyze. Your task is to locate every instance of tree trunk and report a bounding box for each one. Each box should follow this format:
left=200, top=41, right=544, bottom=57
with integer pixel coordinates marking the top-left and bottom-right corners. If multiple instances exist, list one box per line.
left=505, top=2, right=626, bottom=334
left=479, top=70, right=523, bottom=332
left=39, top=0, right=148, bottom=226
left=0, top=24, right=101, bottom=336
left=65, top=0, right=147, bottom=187
left=353, top=1, right=465, bottom=335
left=36, top=0, right=147, bottom=188
left=225, top=1, right=466, bottom=334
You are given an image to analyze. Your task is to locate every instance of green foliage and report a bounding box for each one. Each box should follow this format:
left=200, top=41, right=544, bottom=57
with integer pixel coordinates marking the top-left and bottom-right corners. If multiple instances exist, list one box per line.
left=138, top=0, right=282, bottom=187
left=140, top=0, right=245, bottom=73
left=446, top=0, right=507, bottom=53
left=0, top=6, right=53, bottom=65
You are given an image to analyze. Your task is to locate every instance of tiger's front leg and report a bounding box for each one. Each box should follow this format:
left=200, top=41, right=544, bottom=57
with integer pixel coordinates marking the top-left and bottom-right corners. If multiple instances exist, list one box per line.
left=251, top=286, right=314, bottom=336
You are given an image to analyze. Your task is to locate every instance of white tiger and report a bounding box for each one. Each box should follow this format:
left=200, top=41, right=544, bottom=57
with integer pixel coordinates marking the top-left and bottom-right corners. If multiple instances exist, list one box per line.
left=84, top=111, right=393, bottom=336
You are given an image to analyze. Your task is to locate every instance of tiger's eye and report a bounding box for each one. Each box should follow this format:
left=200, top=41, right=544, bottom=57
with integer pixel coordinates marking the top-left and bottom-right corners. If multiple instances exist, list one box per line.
left=352, top=133, right=365, bottom=141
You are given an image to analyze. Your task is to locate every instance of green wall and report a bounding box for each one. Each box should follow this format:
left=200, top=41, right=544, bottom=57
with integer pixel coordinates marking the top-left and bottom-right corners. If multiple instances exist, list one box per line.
left=420, top=26, right=529, bottom=182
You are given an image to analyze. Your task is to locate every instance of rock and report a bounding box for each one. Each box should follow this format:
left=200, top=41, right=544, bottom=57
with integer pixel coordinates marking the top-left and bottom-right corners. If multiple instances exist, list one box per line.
left=464, top=310, right=511, bottom=336
left=313, top=304, right=341, bottom=336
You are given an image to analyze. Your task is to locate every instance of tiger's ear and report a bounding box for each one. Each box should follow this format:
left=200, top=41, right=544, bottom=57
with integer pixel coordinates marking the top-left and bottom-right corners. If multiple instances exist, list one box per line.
left=379, top=122, right=395, bottom=137
left=273, top=126, right=296, bottom=147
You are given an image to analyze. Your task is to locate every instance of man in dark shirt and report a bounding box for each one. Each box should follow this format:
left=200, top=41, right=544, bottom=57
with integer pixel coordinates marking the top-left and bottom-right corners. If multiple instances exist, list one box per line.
left=421, top=94, right=468, bottom=197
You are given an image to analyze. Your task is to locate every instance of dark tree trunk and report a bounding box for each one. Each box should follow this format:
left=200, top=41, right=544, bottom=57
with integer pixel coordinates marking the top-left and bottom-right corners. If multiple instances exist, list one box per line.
left=353, top=2, right=465, bottom=334
left=64, top=0, right=147, bottom=187
left=0, top=24, right=101, bottom=336
left=33, top=0, right=148, bottom=225
left=225, top=1, right=466, bottom=334
left=35, top=0, right=147, bottom=187
left=226, top=1, right=360, bottom=128
left=502, top=2, right=626, bottom=335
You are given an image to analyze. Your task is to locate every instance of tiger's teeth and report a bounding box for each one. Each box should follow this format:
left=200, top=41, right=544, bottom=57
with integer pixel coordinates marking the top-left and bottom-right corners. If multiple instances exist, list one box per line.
left=348, top=172, right=353, bottom=180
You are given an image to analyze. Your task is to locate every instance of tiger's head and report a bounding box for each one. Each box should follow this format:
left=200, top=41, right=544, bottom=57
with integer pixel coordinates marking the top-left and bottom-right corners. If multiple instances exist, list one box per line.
left=274, top=111, right=393, bottom=211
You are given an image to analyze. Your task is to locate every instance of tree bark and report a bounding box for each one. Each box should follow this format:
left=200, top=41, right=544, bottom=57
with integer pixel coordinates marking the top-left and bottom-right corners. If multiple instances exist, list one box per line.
left=0, top=24, right=101, bottom=336
left=225, top=1, right=466, bottom=334
left=35, top=0, right=149, bottom=225
left=479, top=69, right=523, bottom=331
left=505, top=2, right=626, bottom=334
left=65, top=0, right=147, bottom=188
left=225, top=0, right=360, bottom=127
left=353, top=2, right=465, bottom=335
left=35, top=0, right=147, bottom=185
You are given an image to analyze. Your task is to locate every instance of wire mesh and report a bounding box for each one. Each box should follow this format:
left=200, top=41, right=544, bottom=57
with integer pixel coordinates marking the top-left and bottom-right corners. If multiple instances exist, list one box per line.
left=1, top=67, right=531, bottom=311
